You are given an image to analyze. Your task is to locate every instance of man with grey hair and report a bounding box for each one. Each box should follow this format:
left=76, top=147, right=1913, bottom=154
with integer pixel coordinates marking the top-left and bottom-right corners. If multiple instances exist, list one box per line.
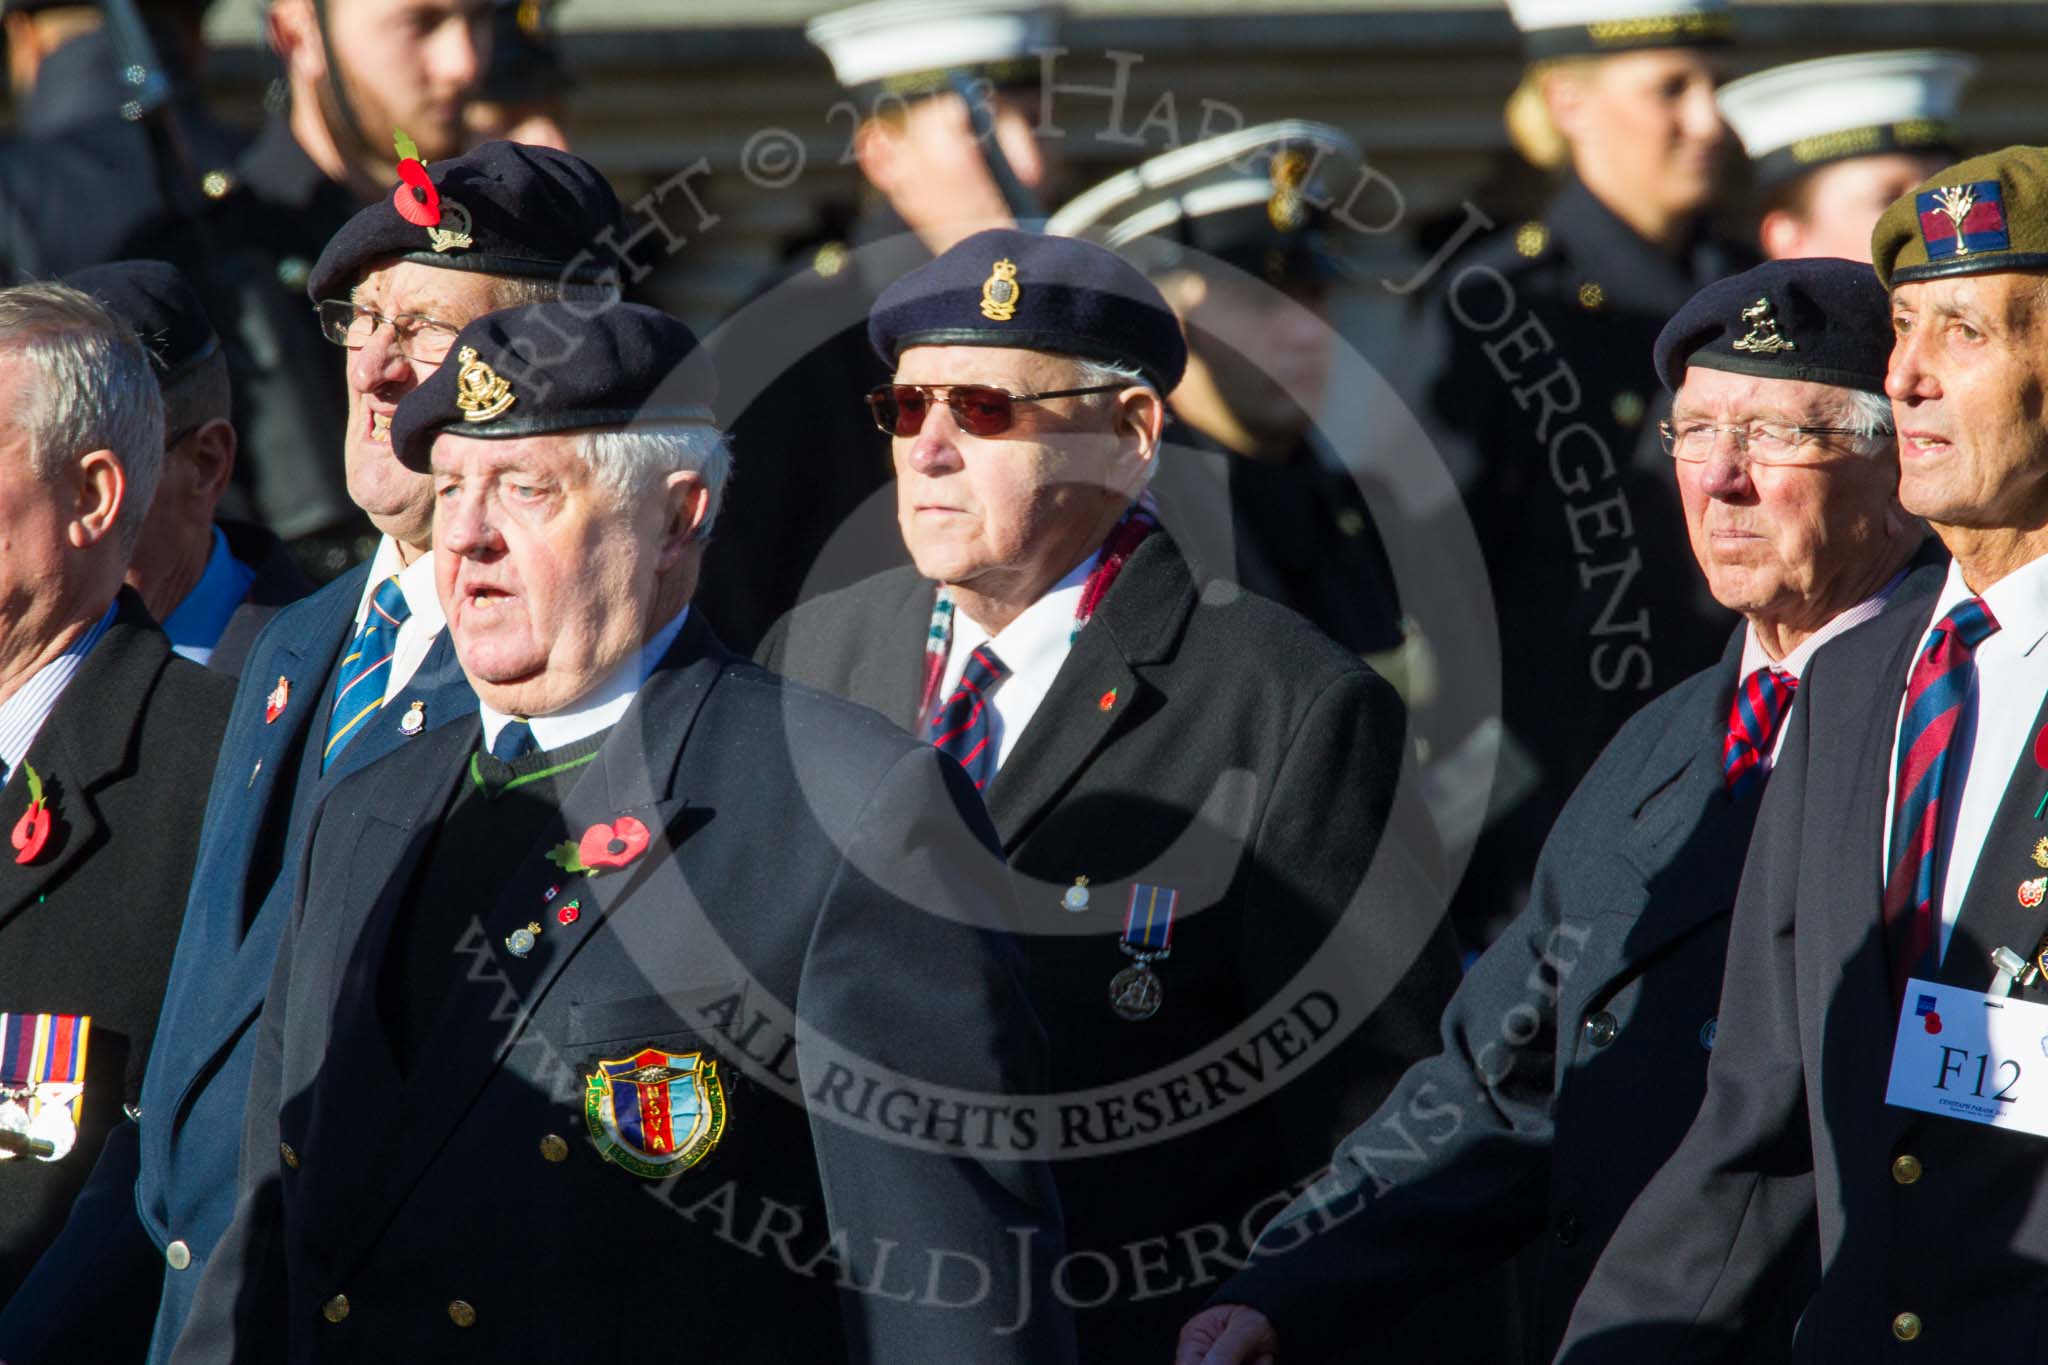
left=1178, top=258, right=1931, bottom=1365
left=0, top=281, right=234, bottom=1357
left=176, top=300, right=1073, bottom=1363
left=0, top=141, right=626, bottom=1365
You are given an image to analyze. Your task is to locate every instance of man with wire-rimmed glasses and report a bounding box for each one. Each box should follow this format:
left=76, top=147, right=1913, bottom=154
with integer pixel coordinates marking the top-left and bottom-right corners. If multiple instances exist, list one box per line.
left=1179, top=256, right=1934, bottom=1365
left=0, top=140, right=625, bottom=1365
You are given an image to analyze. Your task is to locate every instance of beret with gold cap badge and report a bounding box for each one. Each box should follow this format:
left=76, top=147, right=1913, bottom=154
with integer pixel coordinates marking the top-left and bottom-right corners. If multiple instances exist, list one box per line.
left=307, top=140, right=624, bottom=301
left=391, top=301, right=717, bottom=472
left=1653, top=257, right=1893, bottom=396
left=869, top=227, right=1188, bottom=392
left=1871, top=145, right=2048, bottom=290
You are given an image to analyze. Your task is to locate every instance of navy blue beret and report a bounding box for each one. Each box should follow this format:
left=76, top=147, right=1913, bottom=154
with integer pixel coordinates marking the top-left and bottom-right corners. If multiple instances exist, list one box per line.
left=308, top=141, right=623, bottom=301
left=1653, top=257, right=1892, bottom=396
left=869, top=228, right=1188, bottom=391
left=63, top=259, right=218, bottom=385
left=393, top=302, right=717, bottom=471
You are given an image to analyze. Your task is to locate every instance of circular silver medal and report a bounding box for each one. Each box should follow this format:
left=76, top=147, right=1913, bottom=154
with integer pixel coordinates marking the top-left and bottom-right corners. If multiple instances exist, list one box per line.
left=1062, top=880, right=1090, bottom=913
left=27, top=1097, right=75, bottom=1162
left=505, top=926, right=536, bottom=958
left=1109, top=964, right=1163, bottom=1021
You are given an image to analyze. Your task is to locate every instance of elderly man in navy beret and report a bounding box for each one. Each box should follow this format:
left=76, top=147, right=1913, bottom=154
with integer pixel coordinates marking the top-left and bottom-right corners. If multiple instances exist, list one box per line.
left=757, top=227, right=1465, bottom=1360
left=174, top=301, right=1072, bottom=1364
left=1179, top=258, right=1934, bottom=1365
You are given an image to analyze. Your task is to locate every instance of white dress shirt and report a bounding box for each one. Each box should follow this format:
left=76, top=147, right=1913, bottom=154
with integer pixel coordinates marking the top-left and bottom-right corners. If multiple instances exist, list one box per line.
left=940, top=552, right=1099, bottom=774
left=1880, top=553, right=2048, bottom=962
left=349, top=536, right=446, bottom=700
left=0, top=604, right=114, bottom=779
left=1738, top=567, right=1906, bottom=766
left=480, top=608, right=691, bottom=753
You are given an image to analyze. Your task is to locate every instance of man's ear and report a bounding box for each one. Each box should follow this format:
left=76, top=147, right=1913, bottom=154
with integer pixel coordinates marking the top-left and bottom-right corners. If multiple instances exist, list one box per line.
left=1113, top=386, right=1164, bottom=493
left=1758, top=208, right=1805, bottom=262
left=267, top=0, right=326, bottom=83
left=183, top=418, right=239, bottom=518
left=853, top=117, right=906, bottom=198
left=69, top=450, right=127, bottom=550
left=657, top=469, right=711, bottom=569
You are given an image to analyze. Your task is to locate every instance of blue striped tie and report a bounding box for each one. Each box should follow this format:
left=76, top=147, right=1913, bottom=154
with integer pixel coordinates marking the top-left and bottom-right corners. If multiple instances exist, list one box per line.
left=324, top=576, right=411, bottom=771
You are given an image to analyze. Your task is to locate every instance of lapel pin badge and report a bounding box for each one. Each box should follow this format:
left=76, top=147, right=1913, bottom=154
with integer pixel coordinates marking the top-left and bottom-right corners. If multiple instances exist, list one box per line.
left=264, top=676, right=289, bottom=725
left=557, top=899, right=581, bottom=926
left=399, top=700, right=425, bottom=737
left=2022, top=877, right=2047, bottom=910
left=505, top=920, right=543, bottom=958
left=1062, top=876, right=1091, bottom=913
left=1097, top=688, right=1118, bottom=713
left=11, top=764, right=53, bottom=866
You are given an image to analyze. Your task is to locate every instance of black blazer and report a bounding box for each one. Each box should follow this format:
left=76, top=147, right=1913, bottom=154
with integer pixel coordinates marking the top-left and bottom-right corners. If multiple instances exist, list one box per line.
left=761, top=531, right=1467, bottom=1360
left=0, top=594, right=232, bottom=1304
left=172, top=615, right=1073, bottom=1365
left=1559, top=552, right=2048, bottom=1364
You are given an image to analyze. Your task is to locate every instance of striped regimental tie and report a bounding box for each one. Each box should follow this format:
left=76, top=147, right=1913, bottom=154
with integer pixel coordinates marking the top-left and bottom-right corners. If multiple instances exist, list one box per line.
left=930, top=646, right=1009, bottom=791
left=1881, top=596, right=2000, bottom=997
left=1722, top=666, right=1798, bottom=799
left=323, top=576, right=410, bottom=771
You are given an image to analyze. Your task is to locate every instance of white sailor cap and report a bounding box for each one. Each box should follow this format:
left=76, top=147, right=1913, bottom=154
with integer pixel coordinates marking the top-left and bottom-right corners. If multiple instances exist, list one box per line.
left=806, top=0, right=1058, bottom=101
left=1046, top=120, right=1359, bottom=284
left=1505, top=0, right=1730, bottom=60
left=1718, top=49, right=1977, bottom=190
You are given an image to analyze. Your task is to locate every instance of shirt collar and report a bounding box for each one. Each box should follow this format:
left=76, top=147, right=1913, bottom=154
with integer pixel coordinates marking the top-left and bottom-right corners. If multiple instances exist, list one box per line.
left=479, top=607, right=692, bottom=753
left=1931, top=552, right=2048, bottom=657
left=356, top=536, right=446, bottom=634
left=0, top=602, right=117, bottom=775
left=952, top=552, right=1099, bottom=667
left=1740, top=565, right=1911, bottom=682
left=163, top=526, right=258, bottom=665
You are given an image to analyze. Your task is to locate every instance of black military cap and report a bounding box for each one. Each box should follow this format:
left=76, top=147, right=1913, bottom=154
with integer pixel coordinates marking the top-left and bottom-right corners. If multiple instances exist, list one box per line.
left=63, top=259, right=218, bottom=386
left=392, top=301, right=717, bottom=471
left=307, top=141, right=622, bottom=301
left=1653, top=257, right=1892, bottom=395
left=868, top=228, right=1188, bottom=391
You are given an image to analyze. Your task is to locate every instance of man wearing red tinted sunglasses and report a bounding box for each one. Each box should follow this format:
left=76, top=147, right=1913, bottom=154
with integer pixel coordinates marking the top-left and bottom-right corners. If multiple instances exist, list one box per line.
left=760, top=227, right=1460, bottom=1363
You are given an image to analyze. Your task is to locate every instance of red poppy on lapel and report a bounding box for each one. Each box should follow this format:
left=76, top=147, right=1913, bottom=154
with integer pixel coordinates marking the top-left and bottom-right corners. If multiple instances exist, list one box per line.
left=546, top=816, right=651, bottom=876
left=12, top=764, right=53, bottom=865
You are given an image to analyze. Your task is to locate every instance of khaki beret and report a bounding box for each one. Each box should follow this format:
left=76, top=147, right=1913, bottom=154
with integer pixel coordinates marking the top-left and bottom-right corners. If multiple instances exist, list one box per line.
left=1872, top=144, right=2048, bottom=290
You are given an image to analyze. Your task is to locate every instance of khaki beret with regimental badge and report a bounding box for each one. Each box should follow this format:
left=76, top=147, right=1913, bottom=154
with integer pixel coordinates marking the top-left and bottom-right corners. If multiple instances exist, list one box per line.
left=1872, top=145, right=2048, bottom=290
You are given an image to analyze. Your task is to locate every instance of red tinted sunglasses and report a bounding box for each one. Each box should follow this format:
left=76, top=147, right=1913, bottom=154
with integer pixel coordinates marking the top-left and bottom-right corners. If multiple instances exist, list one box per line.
left=866, top=382, right=1125, bottom=437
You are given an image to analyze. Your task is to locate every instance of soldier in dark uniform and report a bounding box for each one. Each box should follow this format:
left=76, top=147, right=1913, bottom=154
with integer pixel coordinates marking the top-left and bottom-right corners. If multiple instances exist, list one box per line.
left=66, top=260, right=314, bottom=675
left=761, top=228, right=1468, bottom=1363
left=1048, top=121, right=1410, bottom=668
left=0, top=0, right=245, bottom=278
left=1404, top=0, right=1755, bottom=947
left=1718, top=48, right=1973, bottom=263
left=177, top=0, right=492, bottom=576
left=699, top=0, right=1060, bottom=651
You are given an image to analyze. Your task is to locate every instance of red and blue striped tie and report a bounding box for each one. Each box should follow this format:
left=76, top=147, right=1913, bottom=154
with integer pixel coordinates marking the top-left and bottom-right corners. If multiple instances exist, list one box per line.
left=931, top=646, right=1008, bottom=790
left=1723, top=666, right=1798, bottom=798
left=1882, top=596, right=2000, bottom=995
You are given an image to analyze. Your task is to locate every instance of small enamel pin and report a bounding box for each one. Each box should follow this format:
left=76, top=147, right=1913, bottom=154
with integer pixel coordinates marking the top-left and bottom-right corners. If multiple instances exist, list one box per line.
left=399, top=700, right=425, bottom=737
left=2021, top=877, right=2046, bottom=910
left=2034, top=838, right=2048, bottom=870
left=1097, top=688, right=1118, bottom=713
left=505, top=920, right=543, bottom=958
left=264, top=676, right=289, bottom=725
left=1062, top=876, right=1091, bottom=913
left=557, top=899, right=581, bottom=926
